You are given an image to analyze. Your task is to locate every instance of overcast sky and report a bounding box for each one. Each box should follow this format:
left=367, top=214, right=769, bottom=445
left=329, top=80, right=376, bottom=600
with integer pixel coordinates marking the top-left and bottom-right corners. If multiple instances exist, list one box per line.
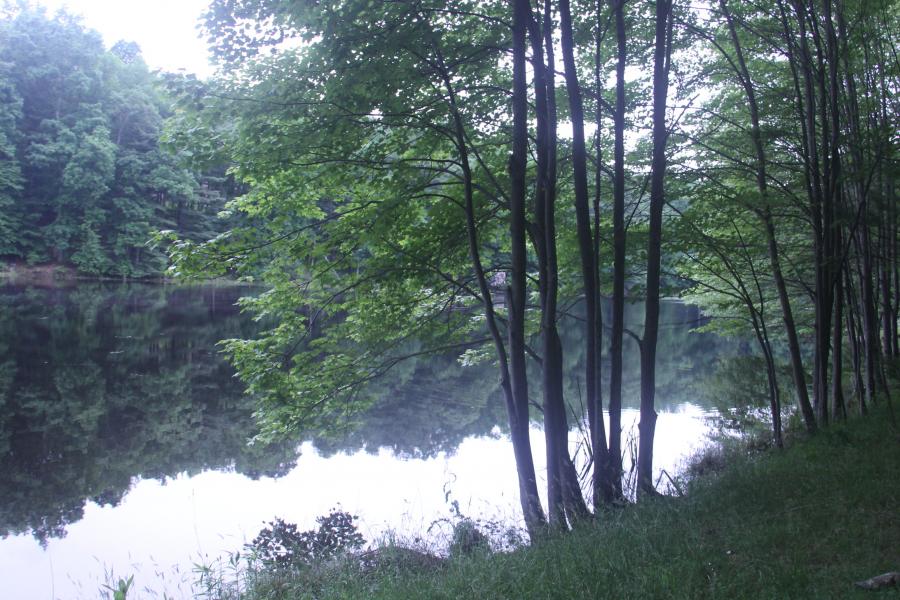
left=31, top=0, right=214, bottom=76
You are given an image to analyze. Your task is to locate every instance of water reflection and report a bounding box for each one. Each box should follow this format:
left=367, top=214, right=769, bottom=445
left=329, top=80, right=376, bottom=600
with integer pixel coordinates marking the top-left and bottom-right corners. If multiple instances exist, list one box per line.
left=0, top=284, right=298, bottom=546
left=0, top=285, right=740, bottom=599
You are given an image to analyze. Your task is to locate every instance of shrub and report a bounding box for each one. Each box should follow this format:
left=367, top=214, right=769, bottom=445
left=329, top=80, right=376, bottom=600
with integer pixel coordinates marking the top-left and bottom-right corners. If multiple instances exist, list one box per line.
left=247, top=509, right=365, bottom=568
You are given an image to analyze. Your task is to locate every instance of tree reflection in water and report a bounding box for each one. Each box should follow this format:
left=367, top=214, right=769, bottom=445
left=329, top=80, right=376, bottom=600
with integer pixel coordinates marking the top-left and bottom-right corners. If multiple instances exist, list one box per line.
left=0, top=284, right=296, bottom=544
left=0, top=285, right=739, bottom=547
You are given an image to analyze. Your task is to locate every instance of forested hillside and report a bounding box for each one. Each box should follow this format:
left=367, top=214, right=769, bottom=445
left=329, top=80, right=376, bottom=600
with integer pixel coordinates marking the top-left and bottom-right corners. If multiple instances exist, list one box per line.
left=0, top=6, right=232, bottom=277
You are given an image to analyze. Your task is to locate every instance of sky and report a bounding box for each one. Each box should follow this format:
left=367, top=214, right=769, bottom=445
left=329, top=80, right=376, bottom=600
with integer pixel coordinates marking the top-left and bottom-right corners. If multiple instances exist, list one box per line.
left=31, top=0, right=214, bottom=77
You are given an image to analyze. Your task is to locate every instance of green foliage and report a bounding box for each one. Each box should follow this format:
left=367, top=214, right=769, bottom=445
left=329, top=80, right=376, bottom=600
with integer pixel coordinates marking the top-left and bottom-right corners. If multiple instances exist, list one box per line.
left=164, top=0, right=676, bottom=443
left=698, top=356, right=795, bottom=439
left=0, top=5, right=232, bottom=275
left=447, top=519, right=491, bottom=559
left=247, top=510, right=365, bottom=569
left=101, top=574, right=134, bottom=600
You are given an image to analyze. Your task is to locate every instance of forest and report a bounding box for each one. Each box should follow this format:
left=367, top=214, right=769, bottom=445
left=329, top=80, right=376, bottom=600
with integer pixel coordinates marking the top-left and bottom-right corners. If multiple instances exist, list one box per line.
left=2, top=0, right=898, bottom=545
left=0, top=5, right=235, bottom=277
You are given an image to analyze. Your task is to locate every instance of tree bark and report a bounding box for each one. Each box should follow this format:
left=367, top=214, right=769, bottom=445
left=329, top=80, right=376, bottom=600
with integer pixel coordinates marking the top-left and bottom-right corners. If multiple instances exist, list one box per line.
left=638, top=0, right=673, bottom=498
left=608, top=0, right=627, bottom=502
left=832, top=234, right=847, bottom=421
left=845, top=262, right=867, bottom=414
left=527, top=3, right=588, bottom=527
left=559, top=0, right=608, bottom=512
left=510, top=0, right=547, bottom=533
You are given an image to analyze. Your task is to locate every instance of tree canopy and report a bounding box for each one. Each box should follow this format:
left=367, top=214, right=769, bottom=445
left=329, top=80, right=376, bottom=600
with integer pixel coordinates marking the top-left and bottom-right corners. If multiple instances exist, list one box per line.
left=0, top=4, right=234, bottom=276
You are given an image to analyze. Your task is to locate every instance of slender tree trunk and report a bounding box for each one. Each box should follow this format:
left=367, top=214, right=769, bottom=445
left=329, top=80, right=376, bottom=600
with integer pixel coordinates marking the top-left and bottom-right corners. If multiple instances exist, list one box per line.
left=860, top=221, right=883, bottom=405
left=608, top=0, right=627, bottom=501
left=592, top=0, right=608, bottom=509
left=510, top=0, right=547, bottom=533
left=591, top=0, right=605, bottom=510
left=431, top=25, right=545, bottom=531
left=638, top=0, right=673, bottom=498
left=820, top=0, right=844, bottom=427
left=832, top=226, right=847, bottom=420
left=749, top=310, right=783, bottom=447
left=526, top=5, right=565, bottom=527
left=527, top=4, right=587, bottom=526
left=766, top=214, right=817, bottom=430
left=835, top=0, right=873, bottom=417
left=892, top=176, right=899, bottom=357
left=793, top=0, right=831, bottom=427
left=559, top=0, right=607, bottom=515
left=879, top=217, right=894, bottom=359
left=845, top=263, right=867, bottom=414
left=721, top=0, right=816, bottom=432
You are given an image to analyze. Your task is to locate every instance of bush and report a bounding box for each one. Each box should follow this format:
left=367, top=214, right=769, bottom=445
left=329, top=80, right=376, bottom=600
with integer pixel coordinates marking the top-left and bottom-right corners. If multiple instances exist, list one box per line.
left=247, top=509, right=365, bottom=568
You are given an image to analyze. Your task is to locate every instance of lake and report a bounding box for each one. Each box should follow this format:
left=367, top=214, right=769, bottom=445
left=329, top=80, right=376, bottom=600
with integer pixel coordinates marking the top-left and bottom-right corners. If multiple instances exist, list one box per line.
left=0, top=283, right=747, bottom=599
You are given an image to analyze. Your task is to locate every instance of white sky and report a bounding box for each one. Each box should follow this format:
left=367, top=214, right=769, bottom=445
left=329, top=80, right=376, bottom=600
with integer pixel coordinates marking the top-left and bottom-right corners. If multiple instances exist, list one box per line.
left=31, top=0, right=214, bottom=77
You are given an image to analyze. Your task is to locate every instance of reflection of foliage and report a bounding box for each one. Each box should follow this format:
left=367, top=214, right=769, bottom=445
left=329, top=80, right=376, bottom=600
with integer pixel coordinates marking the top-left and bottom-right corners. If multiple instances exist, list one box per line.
left=560, top=300, right=743, bottom=412
left=0, top=283, right=744, bottom=546
left=248, top=510, right=365, bottom=568
left=0, top=284, right=298, bottom=544
left=698, top=356, right=793, bottom=439
left=285, top=300, right=740, bottom=461
left=309, top=351, right=506, bottom=459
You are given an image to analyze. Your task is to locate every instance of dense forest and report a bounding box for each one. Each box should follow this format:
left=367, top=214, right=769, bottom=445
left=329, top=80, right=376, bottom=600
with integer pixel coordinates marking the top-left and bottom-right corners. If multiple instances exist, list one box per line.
left=0, top=5, right=234, bottom=277
left=2, top=0, right=897, bottom=538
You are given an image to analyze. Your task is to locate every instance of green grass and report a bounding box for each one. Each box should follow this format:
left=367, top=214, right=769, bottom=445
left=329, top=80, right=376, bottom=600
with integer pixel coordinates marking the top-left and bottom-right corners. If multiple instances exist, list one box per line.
left=217, top=408, right=900, bottom=599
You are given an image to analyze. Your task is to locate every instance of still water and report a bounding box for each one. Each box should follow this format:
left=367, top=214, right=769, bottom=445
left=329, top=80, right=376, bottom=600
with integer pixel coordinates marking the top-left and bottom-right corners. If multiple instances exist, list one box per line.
left=0, top=284, right=743, bottom=599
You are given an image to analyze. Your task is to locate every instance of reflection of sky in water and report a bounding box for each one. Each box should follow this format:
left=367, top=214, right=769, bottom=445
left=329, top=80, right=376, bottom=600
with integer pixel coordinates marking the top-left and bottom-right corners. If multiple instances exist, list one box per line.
left=0, top=407, right=711, bottom=600
left=0, top=286, right=738, bottom=598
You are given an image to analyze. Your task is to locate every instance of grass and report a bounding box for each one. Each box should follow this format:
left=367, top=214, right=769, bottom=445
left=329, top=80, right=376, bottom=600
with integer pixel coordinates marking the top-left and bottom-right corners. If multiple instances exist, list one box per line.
left=205, top=407, right=900, bottom=599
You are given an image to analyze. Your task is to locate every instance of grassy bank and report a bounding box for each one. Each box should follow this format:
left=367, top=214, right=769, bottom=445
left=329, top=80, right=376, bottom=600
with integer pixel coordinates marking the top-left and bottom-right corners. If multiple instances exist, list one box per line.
left=213, top=409, right=899, bottom=599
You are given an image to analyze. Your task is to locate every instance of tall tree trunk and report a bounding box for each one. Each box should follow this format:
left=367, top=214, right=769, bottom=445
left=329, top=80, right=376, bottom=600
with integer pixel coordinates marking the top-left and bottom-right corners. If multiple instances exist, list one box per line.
left=429, top=22, right=545, bottom=532
left=845, top=262, right=867, bottom=414
left=559, top=0, right=607, bottom=513
left=859, top=220, right=883, bottom=405
left=720, top=0, right=815, bottom=433
left=835, top=0, right=871, bottom=417
left=766, top=214, right=817, bottom=430
left=748, top=308, right=783, bottom=447
left=820, top=0, right=844, bottom=427
left=527, top=3, right=587, bottom=526
left=638, top=0, right=673, bottom=497
left=526, top=4, right=564, bottom=527
left=510, top=0, right=546, bottom=533
left=832, top=226, right=847, bottom=420
left=879, top=217, right=894, bottom=359
left=892, top=176, right=899, bottom=357
left=608, top=0, right=627, bottom=501
left=792, top=0, right=832, bottom=427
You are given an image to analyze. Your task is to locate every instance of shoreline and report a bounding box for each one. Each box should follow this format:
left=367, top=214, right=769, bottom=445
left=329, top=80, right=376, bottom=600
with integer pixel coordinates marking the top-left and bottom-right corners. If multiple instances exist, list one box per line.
left=197, top=405, right=900, bottom=599
left=0, top=261, right=248, bottom=287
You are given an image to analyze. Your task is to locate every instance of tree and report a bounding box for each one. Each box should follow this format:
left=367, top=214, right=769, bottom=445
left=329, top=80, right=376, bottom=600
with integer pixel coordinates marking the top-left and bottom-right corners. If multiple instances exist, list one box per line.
left=163, top=0, right=899, bottom=532
left=637, top=0, right=675, bottom=497
left=0, top=5, right=230, bottom=276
